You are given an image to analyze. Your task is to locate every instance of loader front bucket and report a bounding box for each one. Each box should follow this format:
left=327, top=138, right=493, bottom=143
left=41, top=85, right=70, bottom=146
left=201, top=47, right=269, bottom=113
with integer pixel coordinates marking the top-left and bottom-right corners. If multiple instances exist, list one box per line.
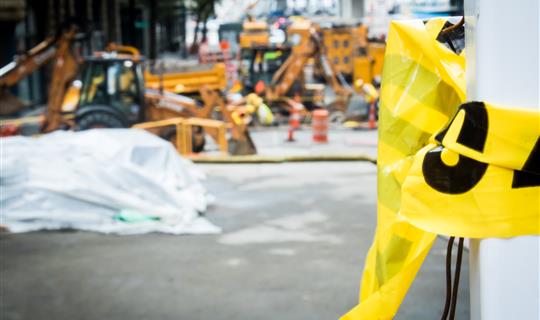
left=228, top=130, right=257, bottom=155
left=0, top=90, right=25, bottom=116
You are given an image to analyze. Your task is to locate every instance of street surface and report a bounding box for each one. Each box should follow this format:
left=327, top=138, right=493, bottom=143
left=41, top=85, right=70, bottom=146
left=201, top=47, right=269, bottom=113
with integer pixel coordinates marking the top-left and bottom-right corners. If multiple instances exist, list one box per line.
left=1, top=128, right=469, bottom=319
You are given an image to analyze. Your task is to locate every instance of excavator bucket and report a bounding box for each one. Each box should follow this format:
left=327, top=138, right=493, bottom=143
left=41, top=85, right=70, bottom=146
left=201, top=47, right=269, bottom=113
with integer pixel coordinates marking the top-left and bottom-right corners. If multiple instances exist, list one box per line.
left=0, top=90, right=25, bottom=116
left=198, top=86, right=257, bottom=156
left=228, top=130, right=257, bottom=155
left=345, top=93, right=370, bottom=120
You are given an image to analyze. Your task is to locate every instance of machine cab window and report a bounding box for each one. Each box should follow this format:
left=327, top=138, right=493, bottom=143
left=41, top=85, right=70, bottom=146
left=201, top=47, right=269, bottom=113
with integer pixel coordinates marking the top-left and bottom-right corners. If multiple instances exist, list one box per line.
left=78, top=59, right=143, bottom=123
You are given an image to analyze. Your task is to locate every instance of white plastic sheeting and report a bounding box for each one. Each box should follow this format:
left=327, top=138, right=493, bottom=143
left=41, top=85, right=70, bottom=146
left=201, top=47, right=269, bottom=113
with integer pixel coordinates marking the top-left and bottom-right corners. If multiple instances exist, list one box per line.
left=0, top=129, right=221, bottom=235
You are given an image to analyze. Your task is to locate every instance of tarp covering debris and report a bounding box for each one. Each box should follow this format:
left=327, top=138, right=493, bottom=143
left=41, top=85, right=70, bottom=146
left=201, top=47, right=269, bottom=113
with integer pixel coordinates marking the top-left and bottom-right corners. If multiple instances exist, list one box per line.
left=1, top=129, right=221, bottom=235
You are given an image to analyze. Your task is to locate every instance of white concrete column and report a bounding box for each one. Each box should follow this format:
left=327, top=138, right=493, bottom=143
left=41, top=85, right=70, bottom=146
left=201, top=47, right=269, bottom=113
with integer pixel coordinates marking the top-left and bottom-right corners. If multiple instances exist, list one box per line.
left=465, top=0, right=540, bottom=319
left=340, top=0, right=364, bottom=19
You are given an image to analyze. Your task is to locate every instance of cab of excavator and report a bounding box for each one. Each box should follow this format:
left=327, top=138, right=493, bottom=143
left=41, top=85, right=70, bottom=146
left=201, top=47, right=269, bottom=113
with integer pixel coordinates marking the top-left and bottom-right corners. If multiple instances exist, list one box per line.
left=75, top=57, right=146, bottom=129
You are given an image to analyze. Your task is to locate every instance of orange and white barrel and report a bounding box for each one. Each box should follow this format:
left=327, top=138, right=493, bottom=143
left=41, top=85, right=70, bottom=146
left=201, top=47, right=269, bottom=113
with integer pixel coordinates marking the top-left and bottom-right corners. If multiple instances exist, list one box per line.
left=312, top=109, right=329, bottom=142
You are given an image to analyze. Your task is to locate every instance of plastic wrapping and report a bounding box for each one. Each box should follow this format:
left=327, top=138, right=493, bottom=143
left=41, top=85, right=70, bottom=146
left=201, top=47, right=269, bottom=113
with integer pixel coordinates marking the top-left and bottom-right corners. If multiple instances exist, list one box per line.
left=1, top=129, right=220, bottom=235
left=342, top=18, right=466, bottom=319
left=343, top=17, right=539, bottom=319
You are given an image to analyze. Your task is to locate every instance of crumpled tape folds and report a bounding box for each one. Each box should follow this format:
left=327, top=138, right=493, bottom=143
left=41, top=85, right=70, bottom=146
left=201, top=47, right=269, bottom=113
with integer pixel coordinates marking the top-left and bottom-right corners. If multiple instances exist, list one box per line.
left=342, top=18, right=539, bottom=319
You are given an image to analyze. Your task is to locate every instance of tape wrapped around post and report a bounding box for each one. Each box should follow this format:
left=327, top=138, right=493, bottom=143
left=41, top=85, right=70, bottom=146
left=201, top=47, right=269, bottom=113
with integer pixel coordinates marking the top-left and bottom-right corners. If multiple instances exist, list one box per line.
left=342, top=17, right=539, bottom=320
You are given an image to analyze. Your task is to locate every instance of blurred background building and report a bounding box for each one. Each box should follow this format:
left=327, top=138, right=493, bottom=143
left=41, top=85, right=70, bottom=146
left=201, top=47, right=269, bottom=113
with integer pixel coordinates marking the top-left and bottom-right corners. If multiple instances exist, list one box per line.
left=0, top=0, right=462, bottom=107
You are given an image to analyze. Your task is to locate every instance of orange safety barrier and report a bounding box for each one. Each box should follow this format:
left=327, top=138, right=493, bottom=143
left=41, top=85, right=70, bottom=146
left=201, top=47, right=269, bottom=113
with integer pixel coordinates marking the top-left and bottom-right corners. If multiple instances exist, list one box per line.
left=312, top=109, right=329, bottom=142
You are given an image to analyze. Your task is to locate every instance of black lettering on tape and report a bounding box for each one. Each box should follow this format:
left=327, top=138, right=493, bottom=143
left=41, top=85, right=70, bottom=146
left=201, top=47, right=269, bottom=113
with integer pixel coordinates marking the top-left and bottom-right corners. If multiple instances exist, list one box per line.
left=424, top=102, right=489, bottom=194
left=455, top=102, right=488, bottom=152
left=512, top=137, right=540, bottom=188
left=435, top=101, right=488, bottom=152
left=423, top=146, right=488, bottom=194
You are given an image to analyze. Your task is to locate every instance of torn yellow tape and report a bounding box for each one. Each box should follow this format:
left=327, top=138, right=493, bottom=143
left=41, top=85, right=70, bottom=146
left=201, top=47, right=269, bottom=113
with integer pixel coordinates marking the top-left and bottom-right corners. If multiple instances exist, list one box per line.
left=342, top=18, right=465, bottom=319
left=401, top=102, right=540, bottom=238
left=342, top=17, right=539, bottom=320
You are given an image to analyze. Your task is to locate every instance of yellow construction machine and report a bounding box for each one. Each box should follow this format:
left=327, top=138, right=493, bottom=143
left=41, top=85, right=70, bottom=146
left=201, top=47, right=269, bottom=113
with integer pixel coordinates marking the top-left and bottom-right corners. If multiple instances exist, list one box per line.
left=321, top=24, right=367, bottom=77
left=304, top=17, right=386, bottom=87
left=319, top=21, right=384, bottom=87
left=364, top=41, right=385, bottom=81
left=0, top=40, right=255, bottom=155
left=264, top=20, right=357, bottom=115
left=239, top=21, right=271, bottom=49
left=238, top=0, right=270, bottom=49
left=61, top=44, right=256, bottom=155
left=145, top=63, right=227, bottom=95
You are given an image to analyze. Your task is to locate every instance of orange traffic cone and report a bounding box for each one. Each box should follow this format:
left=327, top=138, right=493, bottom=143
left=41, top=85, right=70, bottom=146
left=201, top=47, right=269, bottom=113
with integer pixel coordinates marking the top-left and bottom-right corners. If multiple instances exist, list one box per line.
left=368, top=102, right=377, bottom=129
left=286, top=127, right=295, bottom=142
left=289, top=107, right=301, bottom=130
left=289, top=93, right=302, bottom=130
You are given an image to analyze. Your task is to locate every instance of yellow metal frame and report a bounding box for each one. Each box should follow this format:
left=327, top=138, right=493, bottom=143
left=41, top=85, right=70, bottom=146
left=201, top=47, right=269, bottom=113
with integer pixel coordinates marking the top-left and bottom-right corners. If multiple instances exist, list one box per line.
left=133, top=117, right=228, bottom=155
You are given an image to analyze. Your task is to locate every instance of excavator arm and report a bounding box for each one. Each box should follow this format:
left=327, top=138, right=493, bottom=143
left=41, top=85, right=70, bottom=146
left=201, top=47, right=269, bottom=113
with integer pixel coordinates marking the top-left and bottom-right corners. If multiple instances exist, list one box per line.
left=267, top=49, right=310, bottom=100
left=266, top=26, right=353, bottom=110
left=0, top=26, right=79, bottom=132
left=144, top=87, right=256, bottom=155
left=267, top=29, right=316, bottom=100
left=199, top=87, right=256, bottom=155
left=0, top=35, right=58, bottom=116
left=244, top=0, right=261, bottom=21
left=0, top=41, right=56, bottom=87
left=42, top=27, right=79, bottom=132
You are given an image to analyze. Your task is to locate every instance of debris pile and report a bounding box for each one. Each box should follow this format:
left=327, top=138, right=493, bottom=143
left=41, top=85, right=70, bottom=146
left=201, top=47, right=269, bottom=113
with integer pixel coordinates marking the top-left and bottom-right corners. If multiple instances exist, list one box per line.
left=1, top=129, right=220, bottom=235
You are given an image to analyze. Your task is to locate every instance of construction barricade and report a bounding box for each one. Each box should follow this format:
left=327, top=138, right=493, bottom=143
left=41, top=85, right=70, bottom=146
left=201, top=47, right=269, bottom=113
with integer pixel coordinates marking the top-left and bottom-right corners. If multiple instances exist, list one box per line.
left=312, top=109, right=329, bottom=143
left=133, top=117, right=228, bottom=155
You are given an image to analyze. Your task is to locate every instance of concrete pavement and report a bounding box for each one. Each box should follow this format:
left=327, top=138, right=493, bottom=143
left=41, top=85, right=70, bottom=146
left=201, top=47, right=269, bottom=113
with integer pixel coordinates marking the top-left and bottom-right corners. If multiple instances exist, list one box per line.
left=205, top=125, right=379, bottom=159
left=1, top=160, right=469, bottom=320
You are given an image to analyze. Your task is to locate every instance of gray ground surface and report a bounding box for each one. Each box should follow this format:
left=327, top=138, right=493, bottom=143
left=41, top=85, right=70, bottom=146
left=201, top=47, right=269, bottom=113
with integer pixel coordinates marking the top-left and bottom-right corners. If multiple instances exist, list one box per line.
left=206, top=126, right=379, bottom=158
left=1, top=161, right=469, bottom=320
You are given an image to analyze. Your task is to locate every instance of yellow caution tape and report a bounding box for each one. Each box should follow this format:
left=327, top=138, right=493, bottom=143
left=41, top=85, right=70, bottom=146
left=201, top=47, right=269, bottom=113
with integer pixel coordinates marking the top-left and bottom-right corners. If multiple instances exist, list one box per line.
left=342, top=18, right=465, bottom=319
left=342, top=17, right=539, bottom=319
left=401, top=102, right=540, bottom=238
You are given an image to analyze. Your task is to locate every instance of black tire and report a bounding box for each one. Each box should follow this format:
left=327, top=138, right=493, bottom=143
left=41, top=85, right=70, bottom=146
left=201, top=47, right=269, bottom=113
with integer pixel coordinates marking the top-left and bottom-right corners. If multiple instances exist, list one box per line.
left=161, top=126, right=206, bottom=153
left=77, top=112, right=124, bottom=130
left=191, top=126, right=206, bottom=153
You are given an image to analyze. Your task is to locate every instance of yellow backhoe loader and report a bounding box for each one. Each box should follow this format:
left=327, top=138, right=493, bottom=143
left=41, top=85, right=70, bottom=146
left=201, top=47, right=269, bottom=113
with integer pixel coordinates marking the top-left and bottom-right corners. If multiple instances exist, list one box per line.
left=0, top=38, right=255, bottom=155
left=60, top=44, right=256, bottom=155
